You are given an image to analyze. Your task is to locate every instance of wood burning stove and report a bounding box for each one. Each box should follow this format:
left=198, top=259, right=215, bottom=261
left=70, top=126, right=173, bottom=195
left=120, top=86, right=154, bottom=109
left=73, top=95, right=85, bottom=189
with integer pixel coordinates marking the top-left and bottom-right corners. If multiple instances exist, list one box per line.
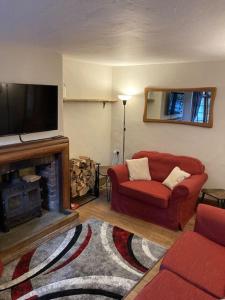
left=0, top=171, right=42, bottom=232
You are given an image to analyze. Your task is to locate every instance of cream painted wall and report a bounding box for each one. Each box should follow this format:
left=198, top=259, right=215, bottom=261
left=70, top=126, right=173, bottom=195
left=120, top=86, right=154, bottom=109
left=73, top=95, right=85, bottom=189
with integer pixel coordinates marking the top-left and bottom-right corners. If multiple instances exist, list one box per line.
left=112, top=61, right=225, bottom=188
left=63, top=57, right=112, bottom=100
left=0, top=45, right=63, bottom=146
left=63, top=57, right=112, bottom=164
left=64, top=102, right=111, bottom=164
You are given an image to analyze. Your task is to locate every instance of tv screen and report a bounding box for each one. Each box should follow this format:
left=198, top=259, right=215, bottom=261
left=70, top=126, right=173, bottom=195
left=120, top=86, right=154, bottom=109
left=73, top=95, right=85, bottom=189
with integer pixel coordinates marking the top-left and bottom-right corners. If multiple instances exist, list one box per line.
left=0, top=83, right=58, bottom=136
left=166, top=92, right=184, bottom=116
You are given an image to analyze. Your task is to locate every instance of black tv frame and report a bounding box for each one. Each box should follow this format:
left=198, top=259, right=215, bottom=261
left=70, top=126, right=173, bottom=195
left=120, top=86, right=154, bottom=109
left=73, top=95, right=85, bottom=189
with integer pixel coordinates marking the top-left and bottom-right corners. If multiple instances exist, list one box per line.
left=0, top=82, right=58, bottom=137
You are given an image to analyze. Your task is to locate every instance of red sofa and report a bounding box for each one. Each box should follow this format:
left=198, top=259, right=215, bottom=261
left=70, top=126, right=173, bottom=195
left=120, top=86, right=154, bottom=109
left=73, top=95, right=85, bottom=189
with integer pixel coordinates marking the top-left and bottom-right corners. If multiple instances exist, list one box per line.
left=108, top=151, right=208, bottom=230
left=134, top=204, right=225, bottom=300
left=0, top=260, right=3, bottom=276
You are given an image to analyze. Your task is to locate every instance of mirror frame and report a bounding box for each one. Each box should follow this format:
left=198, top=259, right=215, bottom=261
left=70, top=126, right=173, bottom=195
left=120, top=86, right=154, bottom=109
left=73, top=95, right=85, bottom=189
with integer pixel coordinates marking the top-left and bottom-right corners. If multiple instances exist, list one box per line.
left=143, top=87, right=217, bottom=128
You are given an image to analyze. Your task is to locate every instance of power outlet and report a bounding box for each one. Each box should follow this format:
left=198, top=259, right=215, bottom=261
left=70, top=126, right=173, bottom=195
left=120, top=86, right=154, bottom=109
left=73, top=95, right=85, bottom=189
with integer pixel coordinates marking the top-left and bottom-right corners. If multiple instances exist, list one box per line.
left=113, top=149, right=120, bottom=155
left=112, top=149, right=120, bottom=165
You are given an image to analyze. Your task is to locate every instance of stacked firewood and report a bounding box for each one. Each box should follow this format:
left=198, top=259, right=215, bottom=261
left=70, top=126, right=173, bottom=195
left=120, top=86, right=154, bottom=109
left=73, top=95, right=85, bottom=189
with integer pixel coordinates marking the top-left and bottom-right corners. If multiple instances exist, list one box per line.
left=70, top=156, right=96, bottom=198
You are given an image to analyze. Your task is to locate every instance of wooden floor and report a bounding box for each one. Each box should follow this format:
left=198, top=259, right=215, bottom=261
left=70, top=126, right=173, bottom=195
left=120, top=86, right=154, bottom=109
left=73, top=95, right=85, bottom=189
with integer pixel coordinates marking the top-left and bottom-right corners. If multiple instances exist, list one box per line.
left=0, top=193, right=195, bottom=299
left=0, top=212, right=79, bottom=264
left=77, top=195, right=195, bottom=300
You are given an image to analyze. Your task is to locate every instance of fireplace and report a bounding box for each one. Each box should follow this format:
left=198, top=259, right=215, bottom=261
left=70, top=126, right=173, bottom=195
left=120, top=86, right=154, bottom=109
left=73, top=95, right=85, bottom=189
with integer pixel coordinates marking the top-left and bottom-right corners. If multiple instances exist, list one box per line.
left=36, top=155, right=61, bottom=211
left=0, top=155, right=61, bottom=231
left=0, top=137, right=71, bottom=232
left=0, top=172, right=42, bottom=231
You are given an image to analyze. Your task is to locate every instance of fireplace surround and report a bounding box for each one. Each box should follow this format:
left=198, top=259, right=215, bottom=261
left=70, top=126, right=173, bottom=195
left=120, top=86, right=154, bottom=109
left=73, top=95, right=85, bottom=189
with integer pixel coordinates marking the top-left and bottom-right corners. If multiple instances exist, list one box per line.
left=0, top=136, right=71, bottom=231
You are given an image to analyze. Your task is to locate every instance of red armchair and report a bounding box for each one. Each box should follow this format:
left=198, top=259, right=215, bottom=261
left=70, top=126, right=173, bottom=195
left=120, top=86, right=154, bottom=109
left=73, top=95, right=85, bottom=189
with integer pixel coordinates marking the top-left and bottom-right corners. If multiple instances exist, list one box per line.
left=135, top=204, right=225, bottom=300
left=108, top=151, right=207, bottom=230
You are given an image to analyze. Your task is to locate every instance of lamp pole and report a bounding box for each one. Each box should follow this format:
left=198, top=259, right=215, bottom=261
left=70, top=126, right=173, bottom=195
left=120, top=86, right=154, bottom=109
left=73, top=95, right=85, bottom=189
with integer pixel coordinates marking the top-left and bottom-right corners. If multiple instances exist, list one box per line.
left=122, top=100, right=126, bottom=164
left=118, top=95, right=131, bottom=164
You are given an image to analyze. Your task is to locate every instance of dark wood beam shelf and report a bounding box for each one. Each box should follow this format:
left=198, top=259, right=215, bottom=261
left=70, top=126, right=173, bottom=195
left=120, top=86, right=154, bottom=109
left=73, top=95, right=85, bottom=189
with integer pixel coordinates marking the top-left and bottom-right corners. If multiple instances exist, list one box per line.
left=63, top=98, right=116, bottom=103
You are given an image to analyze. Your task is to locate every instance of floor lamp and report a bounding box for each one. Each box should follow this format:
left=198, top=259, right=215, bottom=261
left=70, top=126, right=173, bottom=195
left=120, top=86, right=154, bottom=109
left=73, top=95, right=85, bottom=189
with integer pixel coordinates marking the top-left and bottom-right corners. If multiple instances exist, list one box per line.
left=118, top=95, right=131, bottom=164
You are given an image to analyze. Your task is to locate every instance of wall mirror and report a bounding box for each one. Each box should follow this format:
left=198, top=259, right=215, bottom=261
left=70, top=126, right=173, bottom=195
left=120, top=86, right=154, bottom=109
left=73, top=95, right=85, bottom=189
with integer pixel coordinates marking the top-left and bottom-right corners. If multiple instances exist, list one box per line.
left=143, top=87, right=216, bottom=127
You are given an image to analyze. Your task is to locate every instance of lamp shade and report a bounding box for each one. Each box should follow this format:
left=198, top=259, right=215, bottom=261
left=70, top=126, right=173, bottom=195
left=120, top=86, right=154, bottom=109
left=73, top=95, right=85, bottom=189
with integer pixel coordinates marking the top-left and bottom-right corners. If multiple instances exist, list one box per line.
left=118, top=94, right=131, bottom=101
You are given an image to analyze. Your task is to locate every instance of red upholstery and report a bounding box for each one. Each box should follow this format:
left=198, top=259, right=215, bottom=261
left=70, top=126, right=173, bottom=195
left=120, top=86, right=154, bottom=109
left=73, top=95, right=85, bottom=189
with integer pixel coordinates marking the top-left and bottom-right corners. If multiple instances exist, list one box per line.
left=195, top=204, right=225, bottom=247
left=119, top=180, right=170, bottom=208
left=108, top=151, right=208, bottom=229
left=161, top=231, right=225, bottom=298
left=108, top=164, right=129, bottom=185
left=133, top=151, right=205, bottom=181
left=134, top=204, right=225, bottom=300
left=143, top=154, right=178, bottom=182
left=134, top=270, right=216, bottom=300
left=0, top=260, right=3, bottom=276
left=172, top=174, right=208, bottom=199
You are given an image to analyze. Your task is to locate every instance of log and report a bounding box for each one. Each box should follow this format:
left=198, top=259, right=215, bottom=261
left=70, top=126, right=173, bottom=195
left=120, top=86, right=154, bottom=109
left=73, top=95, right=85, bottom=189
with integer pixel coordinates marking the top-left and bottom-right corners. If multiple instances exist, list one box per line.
left=78, top=185, right=89, bottom=196
left=70, top=157, right=96, bottom=198
left=71, top=181, right=77, bottom=198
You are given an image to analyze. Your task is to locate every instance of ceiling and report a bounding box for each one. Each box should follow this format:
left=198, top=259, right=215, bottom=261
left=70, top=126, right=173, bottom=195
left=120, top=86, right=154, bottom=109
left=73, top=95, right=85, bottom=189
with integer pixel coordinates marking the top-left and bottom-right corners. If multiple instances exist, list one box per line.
left=1, top=0, right=225, bottom=65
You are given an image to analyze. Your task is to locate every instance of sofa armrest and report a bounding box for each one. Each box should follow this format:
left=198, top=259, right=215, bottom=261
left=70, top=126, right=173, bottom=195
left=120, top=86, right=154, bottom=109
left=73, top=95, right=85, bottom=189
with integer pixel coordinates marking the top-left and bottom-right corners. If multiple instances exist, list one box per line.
left=107, top=165, right=129, bottom=187
left=195, top=204, right=225, bottom=246
left=0, top=259, right=3, bottom=276
left=172, top=173, right=208, bottom=200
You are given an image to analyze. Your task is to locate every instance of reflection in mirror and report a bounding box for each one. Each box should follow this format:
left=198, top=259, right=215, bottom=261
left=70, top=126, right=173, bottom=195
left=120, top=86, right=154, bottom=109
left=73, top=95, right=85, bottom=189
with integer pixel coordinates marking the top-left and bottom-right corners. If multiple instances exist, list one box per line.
left=144, top=88, right=216, bottom=127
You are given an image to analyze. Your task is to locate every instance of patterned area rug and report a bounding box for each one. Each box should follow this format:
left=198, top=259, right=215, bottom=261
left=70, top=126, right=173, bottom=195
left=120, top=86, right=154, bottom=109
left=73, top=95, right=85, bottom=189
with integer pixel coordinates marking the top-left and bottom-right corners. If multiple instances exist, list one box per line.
left=0, top=219, right=166, bottom=300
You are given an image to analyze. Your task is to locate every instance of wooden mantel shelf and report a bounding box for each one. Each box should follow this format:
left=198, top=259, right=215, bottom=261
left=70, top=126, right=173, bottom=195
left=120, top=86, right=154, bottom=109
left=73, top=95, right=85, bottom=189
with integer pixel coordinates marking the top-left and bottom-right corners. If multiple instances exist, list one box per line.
left=63, top=98, right=117, bottom=103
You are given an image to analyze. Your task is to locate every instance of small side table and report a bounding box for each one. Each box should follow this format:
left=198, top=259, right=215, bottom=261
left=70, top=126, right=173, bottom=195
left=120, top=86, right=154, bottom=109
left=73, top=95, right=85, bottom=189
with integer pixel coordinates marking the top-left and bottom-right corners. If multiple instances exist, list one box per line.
left=201, top=188, right=225, bottom=208
left=99, top=166, right=111, bottom=201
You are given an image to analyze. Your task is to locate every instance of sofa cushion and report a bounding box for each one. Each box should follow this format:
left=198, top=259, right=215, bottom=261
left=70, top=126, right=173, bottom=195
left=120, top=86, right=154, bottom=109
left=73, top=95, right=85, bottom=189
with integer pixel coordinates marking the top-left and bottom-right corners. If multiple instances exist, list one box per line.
left=126, top=157, right=151, bottom=181
left=161, top=231, right=225, bottom=298
left=132, top=151, right=205, bottom=181
left=150, top=156, right=181, bottom=182
left=119, top=180, right=170, bottom=208
left=163, top=166, right=190, bottom=190
left=134, top=270, right=216, bottom=300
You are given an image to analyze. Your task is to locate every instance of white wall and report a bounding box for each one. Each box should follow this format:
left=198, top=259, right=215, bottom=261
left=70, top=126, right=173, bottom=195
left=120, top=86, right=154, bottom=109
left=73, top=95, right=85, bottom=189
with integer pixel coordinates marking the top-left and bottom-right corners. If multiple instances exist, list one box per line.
left=1, top=47, right=223, bottom=186
left=64, top=102, right=111, bottom=164
left=0, top=45, right=63, bottom=146
left=63, top=57, right=112, bottom=164
left=63, top=57, right=112, bottom=100
left=112, top=61, right=225, bottom=188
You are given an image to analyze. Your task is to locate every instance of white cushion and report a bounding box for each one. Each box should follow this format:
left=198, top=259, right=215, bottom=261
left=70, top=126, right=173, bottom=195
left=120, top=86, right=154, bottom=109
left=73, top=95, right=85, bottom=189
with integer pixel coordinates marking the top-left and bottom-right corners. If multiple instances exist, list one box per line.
left=163, top=166, right=190, bottom=190
left=126, top=157, right=151, bottom=181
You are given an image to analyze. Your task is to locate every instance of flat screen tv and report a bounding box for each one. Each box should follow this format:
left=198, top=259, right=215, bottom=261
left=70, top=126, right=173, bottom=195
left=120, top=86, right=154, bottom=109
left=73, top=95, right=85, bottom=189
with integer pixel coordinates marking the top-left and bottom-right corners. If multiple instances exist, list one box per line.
left=0, top=83, right=58, bottom=136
